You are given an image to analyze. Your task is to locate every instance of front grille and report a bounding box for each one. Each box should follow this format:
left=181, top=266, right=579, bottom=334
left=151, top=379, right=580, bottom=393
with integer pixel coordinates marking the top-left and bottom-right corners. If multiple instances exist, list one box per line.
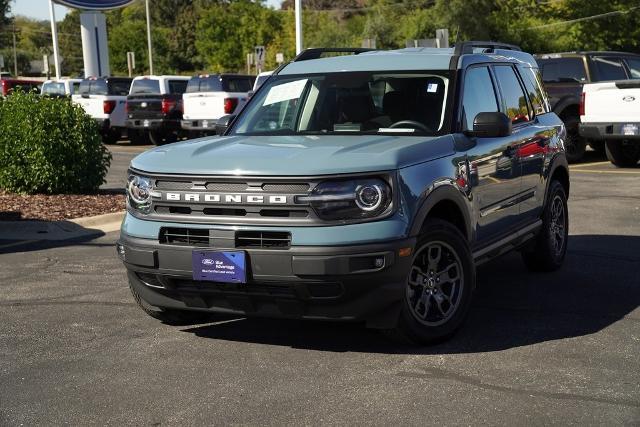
left=154, top=180, right=311, bottom=193
left=236, top=231, right=291, bottom=249
left=159, top=227, right=209, bottom=246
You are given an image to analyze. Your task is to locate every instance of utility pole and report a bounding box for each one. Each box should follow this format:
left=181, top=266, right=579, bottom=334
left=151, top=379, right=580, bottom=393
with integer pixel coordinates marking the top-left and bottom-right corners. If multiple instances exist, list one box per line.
left=145, top=0, right=154, bottom=75
left=12, top=22, right=17, bottom=76
left=295, top=0, right=303, bottom=54
left=48, top=0, right=61, bottom=80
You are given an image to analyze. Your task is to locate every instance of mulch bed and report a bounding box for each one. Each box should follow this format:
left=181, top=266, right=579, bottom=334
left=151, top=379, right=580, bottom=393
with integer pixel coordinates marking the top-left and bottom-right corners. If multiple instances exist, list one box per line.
left=0, top=190, right=126, bottom=221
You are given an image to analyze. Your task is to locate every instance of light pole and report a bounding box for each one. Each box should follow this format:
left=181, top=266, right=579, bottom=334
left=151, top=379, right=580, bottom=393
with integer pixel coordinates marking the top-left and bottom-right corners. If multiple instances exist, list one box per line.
left=48, top=0, right=61, bottom=79
left=295, top=0, right=303, bottom=54
left=145, top=0, right=154, bottom=74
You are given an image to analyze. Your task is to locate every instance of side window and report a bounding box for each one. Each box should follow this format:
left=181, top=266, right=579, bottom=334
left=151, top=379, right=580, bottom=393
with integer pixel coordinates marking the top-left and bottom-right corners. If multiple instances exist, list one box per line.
left=592, top=57, right=627, bottom=81
left=624, top=57, right=640, bottom=79
left=226, top=78, right=252, bottom=92
left=461, top=66, right=498, bottom=131
left=108, top=80, right=131, bottom=96
left=519, top=66, right=547, bottom=116
left=494, top=65, right=530, bottom=125
left=72, top=82, right=81, bottom=94
left=168, top=80, right=188, bottom=94
left=538, top=58, right=587, bottom=82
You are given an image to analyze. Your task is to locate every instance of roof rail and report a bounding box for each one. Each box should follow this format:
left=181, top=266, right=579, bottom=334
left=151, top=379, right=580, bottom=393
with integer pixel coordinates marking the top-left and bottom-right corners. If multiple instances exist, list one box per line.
left=453, top=41, right=522, bottom=56
left=293, top=48, right=377, bottom=62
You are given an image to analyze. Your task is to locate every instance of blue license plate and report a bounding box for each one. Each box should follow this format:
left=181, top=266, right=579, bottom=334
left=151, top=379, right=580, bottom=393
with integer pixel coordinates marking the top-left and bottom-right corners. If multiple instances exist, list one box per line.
left=192, top=250, right=247, bottom=283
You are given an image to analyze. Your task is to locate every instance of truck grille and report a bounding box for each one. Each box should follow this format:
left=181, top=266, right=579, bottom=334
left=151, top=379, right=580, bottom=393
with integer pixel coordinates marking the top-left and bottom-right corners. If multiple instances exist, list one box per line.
left=159, top=227, right=292, bottom=249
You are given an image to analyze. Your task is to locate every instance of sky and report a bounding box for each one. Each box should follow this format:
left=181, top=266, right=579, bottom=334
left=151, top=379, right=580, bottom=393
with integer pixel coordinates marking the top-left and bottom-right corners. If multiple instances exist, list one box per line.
left=11, top=0, right=283, bottom=22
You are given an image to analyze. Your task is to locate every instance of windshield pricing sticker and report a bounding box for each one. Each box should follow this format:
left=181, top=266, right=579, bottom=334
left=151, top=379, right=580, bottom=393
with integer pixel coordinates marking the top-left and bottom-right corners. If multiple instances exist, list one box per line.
left=263, top=79, right=308, bottom=106
left=427, top=83, right=438, bottom=93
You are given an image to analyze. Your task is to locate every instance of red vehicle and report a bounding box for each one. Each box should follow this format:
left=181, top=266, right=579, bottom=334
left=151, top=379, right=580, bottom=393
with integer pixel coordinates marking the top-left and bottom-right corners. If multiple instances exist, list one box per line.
left=1, top=78, right=43, bottom=96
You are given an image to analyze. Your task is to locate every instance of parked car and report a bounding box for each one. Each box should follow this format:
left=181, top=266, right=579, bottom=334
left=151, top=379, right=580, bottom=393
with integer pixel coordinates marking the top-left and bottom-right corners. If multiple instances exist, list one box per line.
left=181, top=74, right=254, bottom=137
left=125, top=75, right=190, bottom=145
left=535, top=51, right=640, bottom=162
left=579, top=80, right=640, bottom=167
left=41, top=78, right=82, bottom=98
left=72, top=76, right=132, bottom=144
left=118, top=43, right=569, bottom=344
left=1, top=78, right=42, bottom=96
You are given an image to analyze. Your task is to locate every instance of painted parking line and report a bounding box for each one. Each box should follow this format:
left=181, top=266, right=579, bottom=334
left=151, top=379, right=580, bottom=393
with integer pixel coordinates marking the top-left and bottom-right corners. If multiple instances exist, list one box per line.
left=570, top=161, right=611, bottom=169
left=0, top=240, right=38, bottom=250
left=570, top=169, right=640, bottom=175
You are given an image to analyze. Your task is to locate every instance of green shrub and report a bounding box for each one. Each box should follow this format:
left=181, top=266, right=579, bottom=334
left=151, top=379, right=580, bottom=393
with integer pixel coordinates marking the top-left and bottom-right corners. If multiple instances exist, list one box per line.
left=0, top=90, right=111, bottom=194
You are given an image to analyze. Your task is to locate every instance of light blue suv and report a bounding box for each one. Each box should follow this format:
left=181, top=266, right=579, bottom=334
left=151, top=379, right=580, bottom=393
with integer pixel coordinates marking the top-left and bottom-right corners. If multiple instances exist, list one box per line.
left=118, top=42, right=570, bottom=344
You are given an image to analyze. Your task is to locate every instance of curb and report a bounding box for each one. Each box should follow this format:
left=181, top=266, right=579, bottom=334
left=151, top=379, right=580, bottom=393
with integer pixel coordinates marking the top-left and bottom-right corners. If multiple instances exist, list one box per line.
left=69, top=211, right=125, bottom=233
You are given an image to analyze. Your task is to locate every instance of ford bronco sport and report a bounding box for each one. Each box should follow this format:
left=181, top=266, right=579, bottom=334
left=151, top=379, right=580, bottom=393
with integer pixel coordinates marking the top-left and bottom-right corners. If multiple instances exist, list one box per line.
left=118, top=43, right=570, bottom=344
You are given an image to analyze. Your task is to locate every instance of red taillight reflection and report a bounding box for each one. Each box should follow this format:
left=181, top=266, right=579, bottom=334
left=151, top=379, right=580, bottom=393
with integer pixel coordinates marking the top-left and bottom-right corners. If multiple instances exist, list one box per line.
left=103, top=100, right=116, bottom=114
left=579, top=92, right=585, bottom=116
left=224, top=97, right=238, bottom=114
left=161, top=98, right=176, bottom=114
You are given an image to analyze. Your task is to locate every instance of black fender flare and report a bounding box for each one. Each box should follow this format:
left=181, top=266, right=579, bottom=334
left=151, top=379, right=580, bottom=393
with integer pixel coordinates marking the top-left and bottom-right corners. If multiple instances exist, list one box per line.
left=552, top=96, right=580, bottom=119
left=409, top=183, right=473, bottom=242
left=544, top=153, right=570, bottom=207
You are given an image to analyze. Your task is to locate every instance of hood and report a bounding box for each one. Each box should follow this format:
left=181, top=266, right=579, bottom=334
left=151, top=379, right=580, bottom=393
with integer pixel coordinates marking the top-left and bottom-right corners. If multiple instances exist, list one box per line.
left=131, top=134, right=455, bottom=176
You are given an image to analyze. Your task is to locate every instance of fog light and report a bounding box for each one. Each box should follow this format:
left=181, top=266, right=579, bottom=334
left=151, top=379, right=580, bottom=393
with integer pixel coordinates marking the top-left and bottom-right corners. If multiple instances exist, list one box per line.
left=116, top=244, right=126, bottom=260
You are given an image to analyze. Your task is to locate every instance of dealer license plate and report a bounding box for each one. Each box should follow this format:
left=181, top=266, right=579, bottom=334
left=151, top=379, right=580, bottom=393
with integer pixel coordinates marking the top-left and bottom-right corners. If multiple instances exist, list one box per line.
left=202, top=120, right=208, bottom=128
left=143, top=119, right=150, bottom=127
left=192, top=250, right=247, bottom=283
left=622, top=124, right=638, bottom=136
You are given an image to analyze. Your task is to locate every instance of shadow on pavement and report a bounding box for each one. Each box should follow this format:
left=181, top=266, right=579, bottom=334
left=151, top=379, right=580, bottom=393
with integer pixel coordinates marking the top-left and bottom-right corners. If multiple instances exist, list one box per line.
left=181, top=234, right=640, bottom=353
left=0, top=220, right=109, bottom=254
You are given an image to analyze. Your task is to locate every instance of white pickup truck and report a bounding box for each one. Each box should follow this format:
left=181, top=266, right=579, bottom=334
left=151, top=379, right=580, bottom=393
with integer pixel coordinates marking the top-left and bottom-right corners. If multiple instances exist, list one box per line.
left=181, top=74, right=254, bottom=136
left=580, top=80, right=640, bottom=167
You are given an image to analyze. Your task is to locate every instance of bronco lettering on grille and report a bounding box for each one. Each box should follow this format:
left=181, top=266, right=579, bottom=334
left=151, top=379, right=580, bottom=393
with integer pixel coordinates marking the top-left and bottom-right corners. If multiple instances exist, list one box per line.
left=162, top=193, right=288, bottom=204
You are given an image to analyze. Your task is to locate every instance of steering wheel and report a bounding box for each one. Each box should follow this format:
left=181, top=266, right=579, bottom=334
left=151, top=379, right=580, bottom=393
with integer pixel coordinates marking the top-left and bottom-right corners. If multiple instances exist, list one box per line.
left=389, top=120, right=432, bottom=134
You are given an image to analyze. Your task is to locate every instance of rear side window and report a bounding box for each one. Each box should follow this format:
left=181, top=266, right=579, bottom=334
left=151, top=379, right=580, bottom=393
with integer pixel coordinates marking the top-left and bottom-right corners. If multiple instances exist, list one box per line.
left=130, top=79, right=161, bottom=94
left=168, top=80, right=188, bottom=94
left=224, top=78, right=253, bottom=92
left=494, top=65, right=530, bottom=124
left=592, top=57, right=627, bottom=81
left=539, top=57, right=587, bottom=82
left=79, top=79, right=108, bottom=95
left=186, top=76, right=222, bottom=93
left=461, top=66, right=498, bottom=131
left=519, top=66, right=548, bottom=116
left=108, top=80, right=131, bottom=96
left=624, top=57, right=640, bottom=79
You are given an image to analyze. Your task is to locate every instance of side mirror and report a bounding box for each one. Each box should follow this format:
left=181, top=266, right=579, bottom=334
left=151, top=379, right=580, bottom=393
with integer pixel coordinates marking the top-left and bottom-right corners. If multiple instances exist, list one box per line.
left=470, top=112, right=512, bottom=138
left=215, top=114, right=236, bottom=135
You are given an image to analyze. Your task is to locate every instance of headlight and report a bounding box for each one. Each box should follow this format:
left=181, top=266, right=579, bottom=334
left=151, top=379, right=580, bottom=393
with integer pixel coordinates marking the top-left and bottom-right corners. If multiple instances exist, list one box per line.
left=298, top=178, right=392, bottom=221
left=127, top=174, right=152, bottom=213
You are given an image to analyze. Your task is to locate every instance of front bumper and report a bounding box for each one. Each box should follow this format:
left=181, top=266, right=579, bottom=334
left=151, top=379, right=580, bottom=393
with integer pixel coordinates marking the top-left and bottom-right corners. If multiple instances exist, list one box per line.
left=579, top=122, right=640, bottom=140
left=118, top=232, right=415, bottom=328
left=181, top=119, right=218, bottom=131
left=126, top=118, right=180, bottom=132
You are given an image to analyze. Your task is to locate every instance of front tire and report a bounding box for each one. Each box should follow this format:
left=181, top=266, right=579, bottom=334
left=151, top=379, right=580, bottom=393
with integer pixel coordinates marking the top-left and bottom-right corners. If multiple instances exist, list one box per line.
left=129, top=280, right=213, bottom=325
left=386, top=219, right=475, bottom=344
left=605, top=140, right=640, bottom=167
left=521, top=180, right=568, bottom=272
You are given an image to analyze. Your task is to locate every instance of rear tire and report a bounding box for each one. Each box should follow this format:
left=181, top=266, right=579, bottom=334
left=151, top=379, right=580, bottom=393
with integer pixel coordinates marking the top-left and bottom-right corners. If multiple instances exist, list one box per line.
left=385, top=219, right=475, bottom=345
left=521, top=180, right=568, bottom=272
left=149, top=130, right=177, bottom=146
left=562, top=115, right=586, bottom=163
left=128, top=129, right=148, bottom=145
left=101, top=130, right=119, bottom=145
left=605, top=140, right=640, bottom=167
left=129, top=280, right=213, bottom=325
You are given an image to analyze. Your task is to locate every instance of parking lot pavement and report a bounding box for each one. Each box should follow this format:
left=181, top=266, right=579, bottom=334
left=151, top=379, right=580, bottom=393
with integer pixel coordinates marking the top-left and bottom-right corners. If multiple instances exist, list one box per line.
left=1, top=160, right=639, bottom=425
left=102, top=143, right=151, bottom=192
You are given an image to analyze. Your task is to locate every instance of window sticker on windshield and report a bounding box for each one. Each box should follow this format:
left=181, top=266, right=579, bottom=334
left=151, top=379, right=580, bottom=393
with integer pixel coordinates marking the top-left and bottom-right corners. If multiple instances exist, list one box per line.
left=263, top=79, right=308, bottom=106
left=427, top=83, right=438, bottom=93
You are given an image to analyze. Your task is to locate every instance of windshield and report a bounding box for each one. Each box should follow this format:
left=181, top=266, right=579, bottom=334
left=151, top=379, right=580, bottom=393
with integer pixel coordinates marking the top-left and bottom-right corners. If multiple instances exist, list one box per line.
left=130, top=79, right=161, bottom=94
left=231, top=71, right=450, bottom=136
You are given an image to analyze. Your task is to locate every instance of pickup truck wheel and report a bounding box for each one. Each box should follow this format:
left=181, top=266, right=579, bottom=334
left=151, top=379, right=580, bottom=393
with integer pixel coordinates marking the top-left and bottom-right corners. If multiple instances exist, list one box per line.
left=605, top=140, right=640, bottom=167
left=521, top=180, right=568, bottom=272
left=101, top=130, right=119, bottom=145
left=562, top=116, right=586, bottom=163
left=129, top=280, right=213, bottom=325
left=386, top=219, right=475, bottom=344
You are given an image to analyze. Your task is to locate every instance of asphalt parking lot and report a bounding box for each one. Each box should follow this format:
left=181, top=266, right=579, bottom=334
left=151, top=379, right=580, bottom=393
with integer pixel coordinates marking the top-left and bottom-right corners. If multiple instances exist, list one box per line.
left=1, top=146, right=639, bottom=424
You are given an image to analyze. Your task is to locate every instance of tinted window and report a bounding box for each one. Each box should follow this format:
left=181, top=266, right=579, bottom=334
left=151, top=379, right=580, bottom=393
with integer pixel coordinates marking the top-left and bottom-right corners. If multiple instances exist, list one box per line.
left=107, top=79, right=131, bottom=96
left=254, top=75, right=271, bottom=90
left=42, top=82, right=65, bottom=95
left=186, top=76, right=222, bottom=93
left=624, top=57, right=640, bottom=79
left=225, top=77, right=253, bottom=92
left=130, top=79, right=161, bottom=94
left=519, top=66, right=547, bottom=116
left=538, top=57, right=587, bottom=82
left=592, top=57, right=627, bottom=81
left=168, top=80, right=188, bottom=94
left=462, top=66, right=498, bottom=131
left=71, top=82, right=80, bottom=94
left=79, top=79, right=108, bottom=95
left=494, top=66, right=530, bottom=124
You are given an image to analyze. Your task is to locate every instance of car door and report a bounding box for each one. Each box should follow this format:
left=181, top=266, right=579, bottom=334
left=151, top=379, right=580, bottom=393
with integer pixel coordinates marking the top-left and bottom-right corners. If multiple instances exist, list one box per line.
left=460, top=65, right=524, bottom=243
